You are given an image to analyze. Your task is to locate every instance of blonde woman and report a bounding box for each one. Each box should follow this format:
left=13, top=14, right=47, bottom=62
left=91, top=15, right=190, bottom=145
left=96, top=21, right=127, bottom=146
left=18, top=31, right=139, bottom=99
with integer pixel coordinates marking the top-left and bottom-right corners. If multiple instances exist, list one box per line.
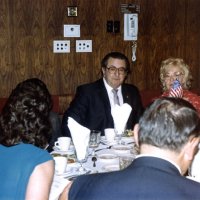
left=160, top=57, right=200, bottom=114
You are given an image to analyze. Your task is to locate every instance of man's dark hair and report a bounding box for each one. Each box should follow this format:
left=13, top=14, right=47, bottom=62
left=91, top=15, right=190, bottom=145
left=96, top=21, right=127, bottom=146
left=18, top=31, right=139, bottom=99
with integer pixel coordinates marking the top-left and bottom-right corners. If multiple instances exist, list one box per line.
left=101, top=52, right=130, bottom=73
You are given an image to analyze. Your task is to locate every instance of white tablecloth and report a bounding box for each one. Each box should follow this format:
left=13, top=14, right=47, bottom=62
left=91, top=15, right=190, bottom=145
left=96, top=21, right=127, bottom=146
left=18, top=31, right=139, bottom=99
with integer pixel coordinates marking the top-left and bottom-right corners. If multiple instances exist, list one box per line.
left=49, top=136, right=136, bottom=200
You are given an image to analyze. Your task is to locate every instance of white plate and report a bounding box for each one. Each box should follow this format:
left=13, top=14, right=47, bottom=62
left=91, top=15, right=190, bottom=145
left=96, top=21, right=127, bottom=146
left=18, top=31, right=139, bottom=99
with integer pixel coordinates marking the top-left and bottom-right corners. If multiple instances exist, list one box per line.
left=101, top=136, right=134, bottom=146
left=102, top=164, right=120, bottom=172
left=121, top=137, right=134, bottom=144
left=55, top=162, right=79, bottom=176
left=112, top=145, right=131, bottom=154
left=98, top=153, right=118, bottom=162
left=59, top=168, right=91, bottom=177
left=101, top=136, right=117, bottom=145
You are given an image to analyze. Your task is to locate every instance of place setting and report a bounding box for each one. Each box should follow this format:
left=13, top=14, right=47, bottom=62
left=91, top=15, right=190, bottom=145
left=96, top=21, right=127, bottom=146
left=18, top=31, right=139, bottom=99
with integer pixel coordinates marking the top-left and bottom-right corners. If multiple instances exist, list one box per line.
left=52, top=136, right=75, bottom=155
left=51, top=113, right=138, bottom=178
left=68, top=117, right=93, bottom=175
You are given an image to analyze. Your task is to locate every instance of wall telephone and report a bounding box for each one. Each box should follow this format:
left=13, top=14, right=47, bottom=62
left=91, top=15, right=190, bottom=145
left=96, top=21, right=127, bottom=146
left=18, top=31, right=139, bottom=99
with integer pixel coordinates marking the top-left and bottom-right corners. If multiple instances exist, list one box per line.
left=124, top=13, right=138, bottom=62
left=124, top=13, right=138, bottom=40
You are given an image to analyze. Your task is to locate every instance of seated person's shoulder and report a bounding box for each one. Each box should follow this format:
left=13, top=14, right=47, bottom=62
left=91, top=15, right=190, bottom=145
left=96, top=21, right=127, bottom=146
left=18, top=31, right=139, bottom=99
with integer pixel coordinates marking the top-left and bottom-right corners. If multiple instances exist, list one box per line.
left=20, top=144, right=52, bottom=158
left=77, top=79, right=102, bottom=93
left=123, top=83, right=140, bottom=92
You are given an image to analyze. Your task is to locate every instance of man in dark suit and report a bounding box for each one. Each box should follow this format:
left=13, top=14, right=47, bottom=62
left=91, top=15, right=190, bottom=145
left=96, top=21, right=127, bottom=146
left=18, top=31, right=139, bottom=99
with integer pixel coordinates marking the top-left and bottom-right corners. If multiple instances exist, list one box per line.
left=62, top=52, right=144, bottom=137
left=59, top=97, right=200, bottom=200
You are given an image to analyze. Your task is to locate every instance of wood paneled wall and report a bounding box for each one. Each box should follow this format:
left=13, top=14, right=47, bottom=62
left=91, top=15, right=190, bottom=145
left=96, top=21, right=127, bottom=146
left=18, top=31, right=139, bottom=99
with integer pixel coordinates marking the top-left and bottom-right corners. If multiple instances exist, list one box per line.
left=0, top=0, right=200, bottom=97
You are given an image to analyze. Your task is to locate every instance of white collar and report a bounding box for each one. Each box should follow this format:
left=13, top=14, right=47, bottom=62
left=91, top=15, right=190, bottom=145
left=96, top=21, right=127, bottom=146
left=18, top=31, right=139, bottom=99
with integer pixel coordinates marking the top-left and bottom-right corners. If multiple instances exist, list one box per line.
left=103, top=78, right=122, bottom=92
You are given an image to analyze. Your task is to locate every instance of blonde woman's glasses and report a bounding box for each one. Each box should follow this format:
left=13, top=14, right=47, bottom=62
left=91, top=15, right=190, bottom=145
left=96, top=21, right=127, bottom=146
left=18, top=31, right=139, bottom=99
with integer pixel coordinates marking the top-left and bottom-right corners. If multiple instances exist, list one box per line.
left=164, top=72, right=184, bottom=81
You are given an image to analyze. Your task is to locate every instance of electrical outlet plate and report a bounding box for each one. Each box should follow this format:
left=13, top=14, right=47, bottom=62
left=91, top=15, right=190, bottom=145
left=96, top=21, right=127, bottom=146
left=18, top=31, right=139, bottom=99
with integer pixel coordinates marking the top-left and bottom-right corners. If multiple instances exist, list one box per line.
left=53, top=40, right=70, bottom=53
left=64, top=25, right=80, bottom=37
left=76, top=40, right=92, bottom=52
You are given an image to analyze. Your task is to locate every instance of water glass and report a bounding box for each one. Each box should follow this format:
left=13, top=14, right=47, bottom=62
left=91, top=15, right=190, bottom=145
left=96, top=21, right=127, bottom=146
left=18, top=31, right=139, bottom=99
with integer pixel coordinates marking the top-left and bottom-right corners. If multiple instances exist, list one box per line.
left=89, top=130, right=101, bottom=148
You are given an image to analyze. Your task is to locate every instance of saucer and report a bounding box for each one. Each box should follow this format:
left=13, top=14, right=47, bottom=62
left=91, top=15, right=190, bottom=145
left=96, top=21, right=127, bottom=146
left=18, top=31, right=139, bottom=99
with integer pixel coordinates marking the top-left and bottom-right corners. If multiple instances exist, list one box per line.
left=101, top=136, right=117, bottom=145
left=98, top=153, right=118, bottom=162
left=57, top=164, right=91, bottom=178
left=112, top=145, right=131, bottom=154
left=55, top=163, right=79, bottom=176
left=52, top=146, right=74, bottom=155
left=102, top=164, right=120, bottom=172
left=121, top=137, right=134, bottom=144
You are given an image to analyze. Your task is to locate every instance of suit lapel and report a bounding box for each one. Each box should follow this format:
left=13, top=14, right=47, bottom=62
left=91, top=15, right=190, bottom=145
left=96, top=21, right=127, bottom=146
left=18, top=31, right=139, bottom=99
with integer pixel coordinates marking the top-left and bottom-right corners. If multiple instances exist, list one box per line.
left=96, top=79, right=111, bottom=110
left=122, top=85, right=131, bottom=104
left=96, top=79, right=114, bottom=126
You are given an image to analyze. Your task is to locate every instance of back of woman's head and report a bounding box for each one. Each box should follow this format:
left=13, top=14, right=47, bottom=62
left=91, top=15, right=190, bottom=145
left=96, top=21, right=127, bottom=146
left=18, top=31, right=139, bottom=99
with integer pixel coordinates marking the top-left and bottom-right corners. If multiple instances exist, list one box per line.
left=0, top=78, right=52, bottom=148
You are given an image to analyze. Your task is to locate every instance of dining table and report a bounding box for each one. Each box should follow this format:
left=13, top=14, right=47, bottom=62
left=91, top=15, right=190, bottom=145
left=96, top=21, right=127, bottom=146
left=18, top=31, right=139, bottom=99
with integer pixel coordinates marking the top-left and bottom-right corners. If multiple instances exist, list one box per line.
left=49, top=136, right=138, bottom=200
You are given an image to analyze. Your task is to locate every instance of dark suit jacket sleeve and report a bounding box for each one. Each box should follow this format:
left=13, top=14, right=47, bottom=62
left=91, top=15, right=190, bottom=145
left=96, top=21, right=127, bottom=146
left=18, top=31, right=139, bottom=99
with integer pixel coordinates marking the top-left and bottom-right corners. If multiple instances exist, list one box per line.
left=61, top=79, right=114, bottom=137
left=61, top=85, right=89, bottom=137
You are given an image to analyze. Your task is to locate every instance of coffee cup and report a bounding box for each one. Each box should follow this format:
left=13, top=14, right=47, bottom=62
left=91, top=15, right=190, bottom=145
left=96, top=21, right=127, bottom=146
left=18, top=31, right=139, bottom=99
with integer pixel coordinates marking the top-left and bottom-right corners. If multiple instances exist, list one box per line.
left=54, top=137, right=71, bottom=151
left=104, top=128, right=116, bottom=142
left=54, top=156, right=67, bottom=174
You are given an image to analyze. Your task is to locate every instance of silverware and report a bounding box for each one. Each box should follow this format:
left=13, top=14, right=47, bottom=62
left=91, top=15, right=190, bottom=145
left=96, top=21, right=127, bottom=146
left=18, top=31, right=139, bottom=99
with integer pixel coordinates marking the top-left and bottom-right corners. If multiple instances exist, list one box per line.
left=92, top=156, right=97, bottom=167
left=95, top=146, right=112, bottom=152
left=121, top=141, right=134, bottom=145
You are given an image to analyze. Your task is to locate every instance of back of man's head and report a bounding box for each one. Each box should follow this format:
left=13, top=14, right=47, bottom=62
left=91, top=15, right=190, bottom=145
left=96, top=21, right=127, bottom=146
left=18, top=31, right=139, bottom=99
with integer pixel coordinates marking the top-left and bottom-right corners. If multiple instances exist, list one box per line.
left=138, top=97, right=200, bottom=152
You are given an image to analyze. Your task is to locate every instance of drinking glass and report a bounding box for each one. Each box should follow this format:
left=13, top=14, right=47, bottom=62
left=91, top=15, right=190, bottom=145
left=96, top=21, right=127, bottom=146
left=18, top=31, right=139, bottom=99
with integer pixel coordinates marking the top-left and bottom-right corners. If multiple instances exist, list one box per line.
left=114, top=127, right=124, bottom=145
left=76, top=153, right=88, bottom=174
left=114, top=124, right=126, bottom=145
left=75, top=142, right=89, bottom=174
left=89, top=130, right=101, bottom=156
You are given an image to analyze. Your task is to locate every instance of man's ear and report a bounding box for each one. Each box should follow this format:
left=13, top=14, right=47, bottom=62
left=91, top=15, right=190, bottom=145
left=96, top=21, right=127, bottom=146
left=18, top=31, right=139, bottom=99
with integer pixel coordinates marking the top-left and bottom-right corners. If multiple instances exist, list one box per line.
left=102, top=67, right=105, bottom=77
left=133, top=123, right=139, bottom=147
left=183, top=137, right=200, bottom=161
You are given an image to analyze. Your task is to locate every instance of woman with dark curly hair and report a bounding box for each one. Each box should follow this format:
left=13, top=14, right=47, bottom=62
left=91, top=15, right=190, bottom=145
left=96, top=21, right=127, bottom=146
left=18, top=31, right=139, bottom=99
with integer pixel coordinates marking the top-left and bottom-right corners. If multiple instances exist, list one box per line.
left=0, top=79, right=54, bottom=200
left=19, top=78, right=62, bottom=151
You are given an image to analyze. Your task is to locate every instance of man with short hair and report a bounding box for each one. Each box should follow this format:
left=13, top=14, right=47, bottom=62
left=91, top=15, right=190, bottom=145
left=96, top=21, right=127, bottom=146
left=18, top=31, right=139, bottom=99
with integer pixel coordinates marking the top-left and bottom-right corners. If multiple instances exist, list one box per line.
left=62, top=52, right=143, bottom=137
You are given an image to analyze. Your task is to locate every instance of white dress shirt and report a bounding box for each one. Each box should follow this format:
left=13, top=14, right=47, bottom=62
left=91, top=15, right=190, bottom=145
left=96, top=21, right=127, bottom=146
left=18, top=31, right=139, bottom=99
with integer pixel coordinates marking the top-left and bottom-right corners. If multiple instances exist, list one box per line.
left=103, top=78, right=123, bottom=107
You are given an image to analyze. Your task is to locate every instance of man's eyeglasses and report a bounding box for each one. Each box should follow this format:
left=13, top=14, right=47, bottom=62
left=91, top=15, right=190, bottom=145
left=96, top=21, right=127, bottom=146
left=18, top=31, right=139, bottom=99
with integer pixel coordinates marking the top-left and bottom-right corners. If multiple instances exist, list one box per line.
left=164, top=72, right=184, bottom=81
left=106, top=67, right=127, bottom=75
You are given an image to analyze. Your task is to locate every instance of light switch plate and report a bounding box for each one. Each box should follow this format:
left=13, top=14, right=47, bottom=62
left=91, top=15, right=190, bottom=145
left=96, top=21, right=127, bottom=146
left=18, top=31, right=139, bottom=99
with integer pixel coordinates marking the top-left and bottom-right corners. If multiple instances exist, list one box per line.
left=64, top=24, right=80, bottom=37
left=76, top=40, right=92, bottom=52
left=53, top=40, right=70, bottom=53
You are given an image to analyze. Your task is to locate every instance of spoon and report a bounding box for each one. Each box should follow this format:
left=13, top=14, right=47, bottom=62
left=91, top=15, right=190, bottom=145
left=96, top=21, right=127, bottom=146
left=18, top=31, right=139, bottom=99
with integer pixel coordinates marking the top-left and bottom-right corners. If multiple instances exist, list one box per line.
left=92, top=156, right=97, bottom=167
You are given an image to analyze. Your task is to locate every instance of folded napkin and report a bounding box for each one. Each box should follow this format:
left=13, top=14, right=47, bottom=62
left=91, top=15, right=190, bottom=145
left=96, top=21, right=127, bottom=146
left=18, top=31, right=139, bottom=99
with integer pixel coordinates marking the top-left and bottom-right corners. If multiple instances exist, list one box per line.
left=111, top=103, right=132, bottom=134
left=68, top=117, right=90, bottom=160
